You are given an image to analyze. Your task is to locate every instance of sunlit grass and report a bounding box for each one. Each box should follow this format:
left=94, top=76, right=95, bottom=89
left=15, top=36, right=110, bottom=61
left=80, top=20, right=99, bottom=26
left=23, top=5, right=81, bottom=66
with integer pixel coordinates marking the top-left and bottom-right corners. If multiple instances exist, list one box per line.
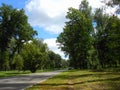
left=0, top=70, right=31, bottom=78
left=0, top=69, right=56, bottom=78
left=26, top=69, right=120, bottom=90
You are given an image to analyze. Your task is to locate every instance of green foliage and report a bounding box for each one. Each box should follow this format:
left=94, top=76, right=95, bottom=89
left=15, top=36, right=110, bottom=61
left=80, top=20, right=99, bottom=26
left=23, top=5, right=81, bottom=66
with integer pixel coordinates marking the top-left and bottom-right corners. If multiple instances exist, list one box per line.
left=0, top=4, right=37, bottom=70
left=32, top=39, right=49, bottom=70
left=94, top=9, right=120, bottom=68
left=2, top=51, right=10, bottom=71
left=0, top=4, right=13, bottom=52
left=13, top=54, right=23, bottom=71
left=105, top=16, right=120, bottom=67
left=21, top=43, right=42, bottom=73
left=47, top=51, right=62, bottom=69
left=79, top=0, right=92, bottom=19
left=57, top=0, right=93, bottom=69
left=61, top=59, right=69, bottom=68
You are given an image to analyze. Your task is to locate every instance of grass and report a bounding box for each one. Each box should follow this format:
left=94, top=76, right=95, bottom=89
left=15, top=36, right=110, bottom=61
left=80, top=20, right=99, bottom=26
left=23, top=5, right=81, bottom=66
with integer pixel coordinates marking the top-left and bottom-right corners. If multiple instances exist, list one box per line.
left=0, top=69, right=56, bottom=78
left=0, top=70, right=31, bottom=78
left=26, top=69, right=120, bottom=90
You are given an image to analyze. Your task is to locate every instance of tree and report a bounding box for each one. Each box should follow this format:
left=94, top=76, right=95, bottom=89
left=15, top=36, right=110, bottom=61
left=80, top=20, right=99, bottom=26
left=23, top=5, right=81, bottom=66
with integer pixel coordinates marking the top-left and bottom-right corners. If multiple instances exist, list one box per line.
left=13, top=54, right=23, bottom=71
left=94, top=6, right=120, bottom=68
left=57, top=5, right=93, bottom=69
left=61, top=59, right=69, bottom=68
left=0, top=4, right=13, bottom=53
left=21, top=39, right=48, bottom=73
left=0, top=4, right=14, bottom=69
left=1, top=51, right=10, bottom=71
left=79, top=0, right=92, bottom=19
left=94, top=8, right=110, bottom=68
left=102, top=16, right=120, bottom=67
left=47, top=51, right=56, bottom=69
left=32, top=39, right=49, bottom=69
left=0, top=4, right=37, bottom=70
left=9, top=8, right=37, bottom=56
left=47, top=51, right=62, bottom=69
left=54, top=54, right=62, bottom=68
left=21, top=43, right=42, bottom=73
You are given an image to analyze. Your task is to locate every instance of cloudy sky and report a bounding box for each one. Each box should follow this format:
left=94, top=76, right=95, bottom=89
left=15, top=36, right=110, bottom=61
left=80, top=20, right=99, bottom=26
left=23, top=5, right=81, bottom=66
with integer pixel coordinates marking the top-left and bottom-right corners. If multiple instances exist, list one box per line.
left=0, top=0, right=112, bottom=59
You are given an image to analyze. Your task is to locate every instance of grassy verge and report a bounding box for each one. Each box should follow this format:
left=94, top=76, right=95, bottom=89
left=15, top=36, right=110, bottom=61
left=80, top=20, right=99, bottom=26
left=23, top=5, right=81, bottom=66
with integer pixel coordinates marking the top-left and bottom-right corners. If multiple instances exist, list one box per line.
left=26, top=69, right=120, bottom=90
left=0, top=69, right=57, bottom=78
left=0, top=70, right=30, bottom=78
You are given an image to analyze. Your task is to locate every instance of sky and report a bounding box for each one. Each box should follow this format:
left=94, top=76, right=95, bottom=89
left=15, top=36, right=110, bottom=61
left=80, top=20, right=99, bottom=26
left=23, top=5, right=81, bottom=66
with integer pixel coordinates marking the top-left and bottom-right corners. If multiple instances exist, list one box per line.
left=0, top=0, right=114, bottom=59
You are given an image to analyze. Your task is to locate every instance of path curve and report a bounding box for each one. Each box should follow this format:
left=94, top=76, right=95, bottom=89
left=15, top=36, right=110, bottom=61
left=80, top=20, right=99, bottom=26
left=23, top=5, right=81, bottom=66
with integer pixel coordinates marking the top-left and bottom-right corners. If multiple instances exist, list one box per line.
left=0, top=70, right=65, bottom=90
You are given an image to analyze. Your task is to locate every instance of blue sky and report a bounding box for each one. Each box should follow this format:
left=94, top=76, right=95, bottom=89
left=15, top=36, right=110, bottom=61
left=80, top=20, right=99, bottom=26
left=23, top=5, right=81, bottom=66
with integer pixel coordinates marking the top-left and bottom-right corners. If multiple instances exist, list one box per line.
left=0, top=0, right=25, bottom=9
left=0, top=0, right=111, bottom=59
left=0, top=0, right=58, bottom=39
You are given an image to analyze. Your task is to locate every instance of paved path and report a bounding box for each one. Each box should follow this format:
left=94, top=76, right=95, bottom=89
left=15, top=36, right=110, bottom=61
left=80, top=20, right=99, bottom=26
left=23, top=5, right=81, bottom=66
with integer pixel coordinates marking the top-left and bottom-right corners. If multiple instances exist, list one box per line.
left=0, top=70, right=65, bottom=90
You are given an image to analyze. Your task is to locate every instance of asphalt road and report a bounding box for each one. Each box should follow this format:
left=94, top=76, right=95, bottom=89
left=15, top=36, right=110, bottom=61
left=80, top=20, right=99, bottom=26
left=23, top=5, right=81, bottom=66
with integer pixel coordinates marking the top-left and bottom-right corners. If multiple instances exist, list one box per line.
left=0, top=70, right=65, bottom=90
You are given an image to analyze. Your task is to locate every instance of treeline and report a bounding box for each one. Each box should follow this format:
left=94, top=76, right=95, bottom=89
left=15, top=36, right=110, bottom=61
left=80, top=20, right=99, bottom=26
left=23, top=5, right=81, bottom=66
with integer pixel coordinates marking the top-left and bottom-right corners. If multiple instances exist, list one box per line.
left=57, top=0, right=120, bottom=69
left=0, top=4, right=68, bottom=73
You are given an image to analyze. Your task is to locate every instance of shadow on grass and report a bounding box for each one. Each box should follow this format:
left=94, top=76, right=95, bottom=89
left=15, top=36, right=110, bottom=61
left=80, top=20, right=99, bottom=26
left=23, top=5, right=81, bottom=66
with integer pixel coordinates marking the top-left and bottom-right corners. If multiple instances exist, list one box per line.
left=37, top=77, right=120, bottom=86
left=35, top=70, right=120, bottom=90
left=35, top=77, right=120, bottom=90
left=49, top=71, right=120, bottom=81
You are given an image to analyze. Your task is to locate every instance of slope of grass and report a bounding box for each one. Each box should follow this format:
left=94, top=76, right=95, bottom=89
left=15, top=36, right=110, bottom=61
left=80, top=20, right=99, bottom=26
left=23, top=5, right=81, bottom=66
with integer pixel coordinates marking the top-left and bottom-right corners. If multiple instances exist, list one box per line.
left=26, top=69, right=120, bottom=90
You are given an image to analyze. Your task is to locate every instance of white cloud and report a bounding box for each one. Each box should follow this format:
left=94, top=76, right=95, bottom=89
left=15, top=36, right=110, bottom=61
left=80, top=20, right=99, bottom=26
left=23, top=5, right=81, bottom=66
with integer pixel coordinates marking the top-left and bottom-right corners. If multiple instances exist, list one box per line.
left=25, top=0, right=104, bottom=34
left=44, top=38, right=66, bottom=59
left=25, top=0, right=82, bottom=34
left=88, top=0, right=104, bottom=9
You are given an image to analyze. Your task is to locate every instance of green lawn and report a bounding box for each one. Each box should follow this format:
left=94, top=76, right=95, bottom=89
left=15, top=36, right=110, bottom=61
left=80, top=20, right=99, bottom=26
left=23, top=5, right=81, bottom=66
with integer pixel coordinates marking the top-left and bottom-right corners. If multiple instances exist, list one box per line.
left=26, top=69, right=120, bottom=90
left=0, top=70, right=30, bottom=78
left=0, top=69, right=55, bottom=78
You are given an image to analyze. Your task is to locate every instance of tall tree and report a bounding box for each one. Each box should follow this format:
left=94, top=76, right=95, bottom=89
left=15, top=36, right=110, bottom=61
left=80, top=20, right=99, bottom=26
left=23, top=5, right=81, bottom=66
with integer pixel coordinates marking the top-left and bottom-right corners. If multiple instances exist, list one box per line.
left=0, top=4, right=13, bottom=53
left=94, top=8, right=110, bottom=68
left=9, top=8, right=37, bottom=56
left=94, top=6, right=120, bottom=68
left=105, top=16, right=120, bottom=67
left=0, top=4, right=37, bottom=70
left=0, top=4, right=14, bottom=69
left=57, top=6, right=93, bottom=69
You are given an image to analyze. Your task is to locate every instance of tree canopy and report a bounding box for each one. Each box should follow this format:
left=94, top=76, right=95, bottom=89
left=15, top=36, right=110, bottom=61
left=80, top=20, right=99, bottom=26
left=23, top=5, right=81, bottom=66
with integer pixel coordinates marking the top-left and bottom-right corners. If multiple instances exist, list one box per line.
left=57, top=0, right=94, bottom=69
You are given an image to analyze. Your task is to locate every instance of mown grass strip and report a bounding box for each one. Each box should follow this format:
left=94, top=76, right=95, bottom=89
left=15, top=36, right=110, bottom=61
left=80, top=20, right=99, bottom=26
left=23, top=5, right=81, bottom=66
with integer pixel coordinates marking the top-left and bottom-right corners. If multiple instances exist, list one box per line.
left=0, top=69, right=57, bottom=78
left=26, top=69, right=120, bottom=90
left=0, top=70, right=31, bottom=78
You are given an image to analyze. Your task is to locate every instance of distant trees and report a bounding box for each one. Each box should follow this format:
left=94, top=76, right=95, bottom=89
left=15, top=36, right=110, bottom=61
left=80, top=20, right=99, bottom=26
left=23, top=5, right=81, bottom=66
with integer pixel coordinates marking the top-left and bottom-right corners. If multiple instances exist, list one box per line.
left=47, top=51, right=62, bottom=69
left=57, top=0, right=120, bottom=69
